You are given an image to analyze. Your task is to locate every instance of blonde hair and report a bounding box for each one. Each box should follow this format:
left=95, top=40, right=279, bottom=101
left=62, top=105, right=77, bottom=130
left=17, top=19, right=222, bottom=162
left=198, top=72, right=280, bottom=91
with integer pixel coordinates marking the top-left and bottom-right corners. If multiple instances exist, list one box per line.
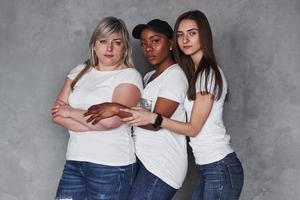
left=71, top=16, right=134, bottom=90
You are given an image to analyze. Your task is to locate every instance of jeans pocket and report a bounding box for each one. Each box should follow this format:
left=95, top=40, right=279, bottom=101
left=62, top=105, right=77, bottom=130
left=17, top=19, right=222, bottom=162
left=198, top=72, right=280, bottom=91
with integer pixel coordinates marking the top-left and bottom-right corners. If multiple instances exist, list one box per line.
left=200, top=166, right=222, bottom=190
left=226, top=162, right=244, bottom=195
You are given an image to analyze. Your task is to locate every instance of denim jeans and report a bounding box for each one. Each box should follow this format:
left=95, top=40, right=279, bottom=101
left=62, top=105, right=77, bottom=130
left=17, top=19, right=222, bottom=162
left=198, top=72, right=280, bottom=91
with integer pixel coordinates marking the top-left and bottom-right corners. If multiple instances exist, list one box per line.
left=55, top=160, right=137, bottom=200
left=192, top=152, right=244, bottom=200
left=128, top=160, right=177, bottom=200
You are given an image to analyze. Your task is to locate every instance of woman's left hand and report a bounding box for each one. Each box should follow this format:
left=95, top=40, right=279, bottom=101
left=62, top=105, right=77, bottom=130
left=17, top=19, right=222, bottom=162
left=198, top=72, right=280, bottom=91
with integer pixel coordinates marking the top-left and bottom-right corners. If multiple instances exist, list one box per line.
left=51, top=99, right=68, bottom=118
left=120, top=107, right=157, bottom=127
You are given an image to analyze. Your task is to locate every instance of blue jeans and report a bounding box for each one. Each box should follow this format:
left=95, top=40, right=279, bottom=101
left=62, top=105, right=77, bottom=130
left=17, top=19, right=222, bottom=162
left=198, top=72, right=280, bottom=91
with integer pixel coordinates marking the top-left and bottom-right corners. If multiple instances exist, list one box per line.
left=192, top=152, right=244, bottom=200
left=128, top=160, right=177, bottom=200
left=55, top=160, right=136, bottom=200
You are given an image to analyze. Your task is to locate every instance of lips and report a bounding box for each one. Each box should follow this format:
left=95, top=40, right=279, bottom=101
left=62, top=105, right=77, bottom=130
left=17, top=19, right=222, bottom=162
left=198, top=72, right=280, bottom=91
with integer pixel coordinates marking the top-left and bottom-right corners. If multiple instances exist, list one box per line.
left=104, top=54, right=114, bottom=58
left=146, top=55, right=156, bottom=61
left=182, top=46, right=192, bottom=49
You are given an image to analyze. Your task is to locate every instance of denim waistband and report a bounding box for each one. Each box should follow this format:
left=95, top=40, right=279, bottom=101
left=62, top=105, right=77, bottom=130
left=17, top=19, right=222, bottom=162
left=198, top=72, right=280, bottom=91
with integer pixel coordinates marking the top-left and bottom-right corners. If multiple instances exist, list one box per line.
left=198, top=152, right=238, bottom=168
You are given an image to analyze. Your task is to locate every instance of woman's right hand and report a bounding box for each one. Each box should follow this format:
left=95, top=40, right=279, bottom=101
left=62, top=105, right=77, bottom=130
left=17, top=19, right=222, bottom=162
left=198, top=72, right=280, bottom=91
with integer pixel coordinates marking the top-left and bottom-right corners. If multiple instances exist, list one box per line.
left=120, top=107, right=157, bottom=127
left=83, top=102, right=120, bottom=125
left=51, top=99, right=68, bottom=118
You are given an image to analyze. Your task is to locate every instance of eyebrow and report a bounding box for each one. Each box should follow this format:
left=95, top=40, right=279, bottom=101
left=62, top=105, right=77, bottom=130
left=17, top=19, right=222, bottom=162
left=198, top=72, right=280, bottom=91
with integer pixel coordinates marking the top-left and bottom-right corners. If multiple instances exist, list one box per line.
left=149, top=34, right=162, bottom=39
left=177, top=28, right=199, bottom=33
left=101, top=37, right=122, bottom=41
left=141, top=34, right=162, bottom=41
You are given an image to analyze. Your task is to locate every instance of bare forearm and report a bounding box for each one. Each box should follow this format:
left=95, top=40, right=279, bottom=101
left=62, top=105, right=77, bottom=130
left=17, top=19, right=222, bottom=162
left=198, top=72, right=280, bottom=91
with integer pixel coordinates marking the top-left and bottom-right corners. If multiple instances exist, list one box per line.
left=52, top=116, right=89, bottom=132
left=135, top=113, right=193, bottom=133
left=159, top=94, right=213, bottom=137
left=69, top=109, right=111, bottom=131
left=160, top=117, right=199, bottom=137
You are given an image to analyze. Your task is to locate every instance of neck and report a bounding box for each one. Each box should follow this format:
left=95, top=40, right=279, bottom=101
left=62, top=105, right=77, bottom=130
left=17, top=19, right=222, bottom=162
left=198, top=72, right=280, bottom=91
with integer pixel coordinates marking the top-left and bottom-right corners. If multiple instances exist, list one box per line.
left=191, top=50, right=203, bottom=69
left=154, top=56, right=174, bottom=74
left=96, top=63, right=122, bottom=71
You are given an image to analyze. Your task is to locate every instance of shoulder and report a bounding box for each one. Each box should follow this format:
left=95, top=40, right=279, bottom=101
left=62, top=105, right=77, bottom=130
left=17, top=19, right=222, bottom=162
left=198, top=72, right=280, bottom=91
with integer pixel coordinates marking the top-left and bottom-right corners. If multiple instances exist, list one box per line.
left=196, top=66, right=227, bottom=93
left=119, top=68, right=142, bottom=80
left=67, top=63, right=86, bottom=80
left=160, top=64, right=188, bottom=92
left=122, top=67, right=141, bottom=76
left=114, top=68, right=143, bottom=91
left=218, top=67, right=226, bottom=82
left=197, top=66, right=217, bottom=81
left=168, top=64, right=185, bottom=74
left=71, top=63, right=86, bottom=71
left=164, top=64, right=188, bottom=82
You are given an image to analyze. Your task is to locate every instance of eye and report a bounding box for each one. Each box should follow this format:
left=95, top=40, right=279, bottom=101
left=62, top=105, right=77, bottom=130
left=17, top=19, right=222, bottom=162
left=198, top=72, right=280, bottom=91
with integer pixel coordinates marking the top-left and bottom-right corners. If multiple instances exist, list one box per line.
left=113, top=40, right=122, bottom=46
left=99, top=40, right=107, bottom=44
left=189, top=31, right=198, bottom=36
left=176, top=33, right=183, bottom=38
left=152, top=39, right=160, bottom=44
left=140, top=42, right=146, bottom=47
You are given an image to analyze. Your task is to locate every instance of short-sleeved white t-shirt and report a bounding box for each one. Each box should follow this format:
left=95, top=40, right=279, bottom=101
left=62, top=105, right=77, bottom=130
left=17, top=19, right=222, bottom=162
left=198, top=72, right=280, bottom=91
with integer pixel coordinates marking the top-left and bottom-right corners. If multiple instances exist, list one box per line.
left=66, top=64, right=143, bottom=166
left=134, top=64, right=188, bottom=189
left=184, top=67, right=234, bottom=165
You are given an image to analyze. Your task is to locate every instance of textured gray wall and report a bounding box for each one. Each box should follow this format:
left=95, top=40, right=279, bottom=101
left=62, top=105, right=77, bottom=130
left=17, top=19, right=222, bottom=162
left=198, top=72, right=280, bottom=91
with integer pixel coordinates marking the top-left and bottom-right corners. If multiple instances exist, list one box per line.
left=0, top=0, right=299, bottom=199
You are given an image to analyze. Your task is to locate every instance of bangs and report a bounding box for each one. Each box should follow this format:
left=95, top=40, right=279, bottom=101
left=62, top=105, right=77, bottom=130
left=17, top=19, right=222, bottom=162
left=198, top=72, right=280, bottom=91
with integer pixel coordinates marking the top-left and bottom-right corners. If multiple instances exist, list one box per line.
left=99, top=22, right=123, bottom=39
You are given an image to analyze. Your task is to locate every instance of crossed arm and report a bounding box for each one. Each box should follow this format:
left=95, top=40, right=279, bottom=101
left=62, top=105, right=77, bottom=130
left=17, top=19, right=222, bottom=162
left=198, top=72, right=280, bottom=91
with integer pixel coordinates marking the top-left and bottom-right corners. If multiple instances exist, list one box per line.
left=84, top=96, right=180, bottom=131
left=51, top=78, right=141, bottom=131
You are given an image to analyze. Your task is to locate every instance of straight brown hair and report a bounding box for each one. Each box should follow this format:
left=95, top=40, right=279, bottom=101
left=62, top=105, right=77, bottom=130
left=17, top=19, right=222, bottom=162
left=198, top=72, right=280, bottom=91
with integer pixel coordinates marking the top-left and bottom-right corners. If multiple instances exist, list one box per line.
left=173, top=10, right=223, bottom=100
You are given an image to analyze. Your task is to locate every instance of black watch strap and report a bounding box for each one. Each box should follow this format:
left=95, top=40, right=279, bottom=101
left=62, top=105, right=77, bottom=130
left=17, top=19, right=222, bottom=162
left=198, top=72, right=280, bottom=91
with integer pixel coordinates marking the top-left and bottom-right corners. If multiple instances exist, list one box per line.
left=152, top=113, right=163, bottom=128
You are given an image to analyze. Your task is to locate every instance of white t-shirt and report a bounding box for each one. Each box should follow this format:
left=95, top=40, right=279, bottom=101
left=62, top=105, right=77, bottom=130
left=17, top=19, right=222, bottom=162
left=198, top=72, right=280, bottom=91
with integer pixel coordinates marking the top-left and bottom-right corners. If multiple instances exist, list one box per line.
left=184, top=67, right=234, bottom=165
left=66, top=64, right=143, bottom=166
left=134, top=64, right=188, bottom=189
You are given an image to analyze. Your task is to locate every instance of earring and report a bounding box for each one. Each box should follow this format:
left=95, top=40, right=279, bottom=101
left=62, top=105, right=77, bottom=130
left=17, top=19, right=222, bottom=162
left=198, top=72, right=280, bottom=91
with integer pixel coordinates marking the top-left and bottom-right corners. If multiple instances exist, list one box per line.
left=169, top=47, right=172, bottom=51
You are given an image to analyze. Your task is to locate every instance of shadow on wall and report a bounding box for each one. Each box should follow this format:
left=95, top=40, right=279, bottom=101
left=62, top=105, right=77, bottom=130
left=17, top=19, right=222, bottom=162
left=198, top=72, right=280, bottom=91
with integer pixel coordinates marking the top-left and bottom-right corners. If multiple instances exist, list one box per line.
left=173, top=140, right=198, bottom=200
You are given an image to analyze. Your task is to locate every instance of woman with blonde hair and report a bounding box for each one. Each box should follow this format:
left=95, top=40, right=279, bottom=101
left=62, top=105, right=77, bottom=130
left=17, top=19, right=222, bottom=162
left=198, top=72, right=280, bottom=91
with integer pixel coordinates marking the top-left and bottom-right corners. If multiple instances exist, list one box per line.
left=52, top=16, right=143, bottom=200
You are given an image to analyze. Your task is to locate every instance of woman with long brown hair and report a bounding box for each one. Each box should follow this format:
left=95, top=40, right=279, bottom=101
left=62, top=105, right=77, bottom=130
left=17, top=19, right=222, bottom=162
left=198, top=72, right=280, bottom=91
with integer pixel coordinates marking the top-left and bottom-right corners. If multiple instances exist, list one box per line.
left=121, top=10, right=244, bottom=200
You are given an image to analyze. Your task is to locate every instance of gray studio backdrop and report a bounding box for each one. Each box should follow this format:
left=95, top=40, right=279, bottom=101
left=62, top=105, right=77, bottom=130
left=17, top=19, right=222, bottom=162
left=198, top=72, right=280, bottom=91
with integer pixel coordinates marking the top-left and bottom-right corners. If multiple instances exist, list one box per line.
left=0, top=0, right=299, bottom=199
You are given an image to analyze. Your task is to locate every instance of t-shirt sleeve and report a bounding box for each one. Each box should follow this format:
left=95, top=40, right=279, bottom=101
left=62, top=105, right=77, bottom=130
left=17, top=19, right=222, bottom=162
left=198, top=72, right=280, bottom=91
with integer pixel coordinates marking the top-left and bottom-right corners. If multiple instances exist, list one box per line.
left=67, top=64, right=86, bottom=80
left=158, top=67, right=188, bottom=103
left=115, top=69, right=144, bottom=93
left=196, top=69, right=215, bottom=94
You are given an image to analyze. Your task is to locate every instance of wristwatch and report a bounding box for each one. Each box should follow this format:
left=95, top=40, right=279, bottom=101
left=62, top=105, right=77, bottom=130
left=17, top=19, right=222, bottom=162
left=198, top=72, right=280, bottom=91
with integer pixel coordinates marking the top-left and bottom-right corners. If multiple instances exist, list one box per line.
left=152, top=113, right=163, bottom=128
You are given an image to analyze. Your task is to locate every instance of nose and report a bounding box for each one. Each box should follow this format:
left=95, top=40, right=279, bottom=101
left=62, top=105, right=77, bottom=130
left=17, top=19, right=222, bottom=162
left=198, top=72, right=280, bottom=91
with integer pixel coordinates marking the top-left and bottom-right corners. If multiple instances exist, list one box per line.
left=182, top=34, right=189, bottom=44
left=106, top=41, right=113, bottom=52
left=145, top=44, right=153, bottom=52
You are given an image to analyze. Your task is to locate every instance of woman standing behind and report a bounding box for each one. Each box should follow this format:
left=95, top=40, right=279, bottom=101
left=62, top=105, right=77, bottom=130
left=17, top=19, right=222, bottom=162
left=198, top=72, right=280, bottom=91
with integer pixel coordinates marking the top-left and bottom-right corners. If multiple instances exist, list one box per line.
left=121, top=10, right=244, bottom=200
left=51, top=17, right=143, bottom=200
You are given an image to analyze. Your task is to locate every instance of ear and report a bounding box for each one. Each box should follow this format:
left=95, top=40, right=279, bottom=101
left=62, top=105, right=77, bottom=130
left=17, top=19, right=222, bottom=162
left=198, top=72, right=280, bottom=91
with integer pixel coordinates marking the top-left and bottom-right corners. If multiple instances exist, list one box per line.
left=94, top=40, right=100, bottom=49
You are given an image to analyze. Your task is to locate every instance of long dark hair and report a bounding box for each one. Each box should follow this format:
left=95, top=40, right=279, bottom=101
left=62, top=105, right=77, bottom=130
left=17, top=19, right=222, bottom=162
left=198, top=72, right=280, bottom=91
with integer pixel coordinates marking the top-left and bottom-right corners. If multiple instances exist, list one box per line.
left=173, top=10, right=223, bottom=100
